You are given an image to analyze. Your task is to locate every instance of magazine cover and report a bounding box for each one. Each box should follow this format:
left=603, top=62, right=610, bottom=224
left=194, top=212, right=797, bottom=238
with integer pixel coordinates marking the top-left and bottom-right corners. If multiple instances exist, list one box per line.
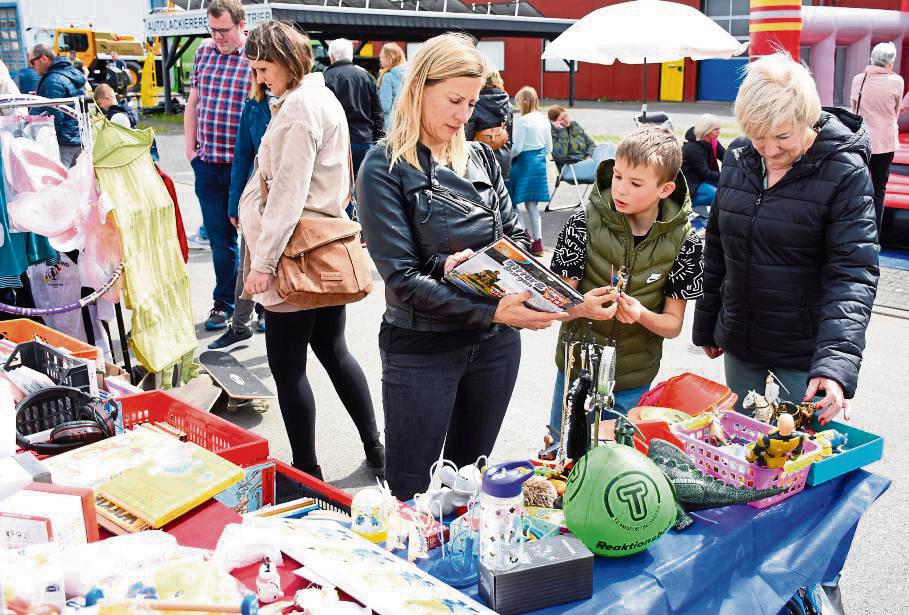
left=446, top=236, right=584, bottom=313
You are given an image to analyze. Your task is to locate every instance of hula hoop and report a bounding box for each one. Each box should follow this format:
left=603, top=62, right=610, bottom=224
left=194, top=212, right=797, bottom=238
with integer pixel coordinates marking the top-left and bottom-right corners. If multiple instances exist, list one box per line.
left=0, top=265, right=122, bottom=316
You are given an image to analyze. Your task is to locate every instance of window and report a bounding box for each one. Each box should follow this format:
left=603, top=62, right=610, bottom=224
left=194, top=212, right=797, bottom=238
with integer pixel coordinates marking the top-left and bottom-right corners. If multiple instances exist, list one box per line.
left=477, top=40, right=505, bottom=71
left=543, top=40, right=570, bottom=73
left=59, top=33, right=89, bottom=53
left=0, top=6, right=23, bottom=73
left=703, top=0, right=750, bottom=43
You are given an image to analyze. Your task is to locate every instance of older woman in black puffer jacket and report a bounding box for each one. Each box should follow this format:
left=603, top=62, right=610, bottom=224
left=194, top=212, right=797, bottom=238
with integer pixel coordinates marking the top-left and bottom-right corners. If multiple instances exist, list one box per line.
left=693, top=53, right=879, bottom=424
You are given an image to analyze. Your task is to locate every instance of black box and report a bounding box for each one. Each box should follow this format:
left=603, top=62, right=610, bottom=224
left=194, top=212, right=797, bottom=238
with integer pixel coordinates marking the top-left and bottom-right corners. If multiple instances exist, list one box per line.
left=478, top=534, right=594, bottom=614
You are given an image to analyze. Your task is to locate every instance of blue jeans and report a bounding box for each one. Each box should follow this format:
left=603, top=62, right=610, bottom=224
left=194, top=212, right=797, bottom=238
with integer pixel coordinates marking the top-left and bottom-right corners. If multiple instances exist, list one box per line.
left=349, top=142, right=373, bottom=219
left=381, top=327, right=521, bottom=500
left=548, top=369, right=650, bottom=432
left=192, top=158, right=238, bottom=307
left=723, top=352, right=810, bottom=414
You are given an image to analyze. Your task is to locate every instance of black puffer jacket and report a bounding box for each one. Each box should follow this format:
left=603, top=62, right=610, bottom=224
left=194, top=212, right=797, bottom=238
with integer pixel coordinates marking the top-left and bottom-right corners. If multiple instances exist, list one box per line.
left=465, top=87, right=513, bottom=179
left=357, top=141, right=529, bottom=332
left=323, top=60, right=384, bottom=143
left=681, top=126, right=726, bottom=198
left=693, top=108, right=879, bottom=398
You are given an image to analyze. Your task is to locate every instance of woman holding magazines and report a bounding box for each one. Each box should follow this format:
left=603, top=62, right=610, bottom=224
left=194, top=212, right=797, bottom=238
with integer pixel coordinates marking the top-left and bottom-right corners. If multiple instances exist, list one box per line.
left=356, top=34, right=571, bottom=499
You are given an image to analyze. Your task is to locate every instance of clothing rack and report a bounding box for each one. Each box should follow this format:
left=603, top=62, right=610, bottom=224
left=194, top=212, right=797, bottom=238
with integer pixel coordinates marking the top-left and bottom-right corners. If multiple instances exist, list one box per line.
left=0, top=94, right=133, bottom=380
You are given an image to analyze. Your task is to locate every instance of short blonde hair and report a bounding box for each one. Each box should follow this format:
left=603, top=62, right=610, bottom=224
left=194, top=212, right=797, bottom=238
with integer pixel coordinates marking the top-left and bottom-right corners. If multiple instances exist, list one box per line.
left=245, top=21, right=314, bottom=100
left=485, top=68, right=504, bottom=90
left=616, top=126, right=682, bottom=184
left=734, top=53, right=822, bottom=140
left=694, top=113, right=721, bottom=141
left=387, top=33, right=487, bottom=176
left=515, top=86, right=538, bottom=115
left=93, top=83, right=116, bottom=102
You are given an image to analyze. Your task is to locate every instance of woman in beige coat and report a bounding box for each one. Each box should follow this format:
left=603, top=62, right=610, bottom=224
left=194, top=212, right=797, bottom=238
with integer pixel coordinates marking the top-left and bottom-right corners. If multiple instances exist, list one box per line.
left=239, top=21, right=382, bottom=480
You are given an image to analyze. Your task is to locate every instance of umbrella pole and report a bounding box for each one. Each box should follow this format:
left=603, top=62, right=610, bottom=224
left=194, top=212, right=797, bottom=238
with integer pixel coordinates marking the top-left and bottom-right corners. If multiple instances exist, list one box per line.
left=642, top=57, right=648, bottom=121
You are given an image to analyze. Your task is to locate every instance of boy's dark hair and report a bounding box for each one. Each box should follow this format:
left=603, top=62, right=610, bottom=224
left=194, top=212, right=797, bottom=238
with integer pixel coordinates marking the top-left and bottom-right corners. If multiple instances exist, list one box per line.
left=208, top=0, right=245, bottom=25
left=616, top=126, right=682, bottom=184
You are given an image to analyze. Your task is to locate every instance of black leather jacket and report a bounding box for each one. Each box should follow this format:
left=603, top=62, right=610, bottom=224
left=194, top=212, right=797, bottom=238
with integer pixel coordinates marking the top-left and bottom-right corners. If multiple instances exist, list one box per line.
left=357, top=141, right=530, bottom=332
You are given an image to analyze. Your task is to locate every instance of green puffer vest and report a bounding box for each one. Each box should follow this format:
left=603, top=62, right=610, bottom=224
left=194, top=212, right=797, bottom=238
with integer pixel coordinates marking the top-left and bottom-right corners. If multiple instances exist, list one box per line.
left=555, top=159, right=692, bottom=390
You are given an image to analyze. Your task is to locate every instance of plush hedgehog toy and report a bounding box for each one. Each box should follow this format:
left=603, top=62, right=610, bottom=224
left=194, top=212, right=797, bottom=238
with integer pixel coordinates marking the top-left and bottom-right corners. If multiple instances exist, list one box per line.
left=523, top=475, right=558, bottom=508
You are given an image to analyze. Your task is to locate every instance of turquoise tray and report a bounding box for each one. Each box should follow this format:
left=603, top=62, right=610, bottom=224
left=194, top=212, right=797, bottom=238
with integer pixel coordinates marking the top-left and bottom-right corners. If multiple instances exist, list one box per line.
left=806, top=419, right=884, bottom=486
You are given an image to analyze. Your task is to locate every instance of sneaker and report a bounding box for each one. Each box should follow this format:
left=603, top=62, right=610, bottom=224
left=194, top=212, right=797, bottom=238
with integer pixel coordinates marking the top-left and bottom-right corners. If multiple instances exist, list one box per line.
left=365, top=442, right=385, bottom=477
left=531, top=239, right=544, bottom=257
left=256, top=312, right=266, bottom=333
left=207, top=327, right=253, bottom=351
left=205, top=305, right=233, bottom=330
left=186, top=232, right=211, bottom=251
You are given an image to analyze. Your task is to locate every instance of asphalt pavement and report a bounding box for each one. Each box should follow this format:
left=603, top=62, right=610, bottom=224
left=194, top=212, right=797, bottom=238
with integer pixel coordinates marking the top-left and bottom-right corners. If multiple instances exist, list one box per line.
left=152, top=102, right=907, bottom=613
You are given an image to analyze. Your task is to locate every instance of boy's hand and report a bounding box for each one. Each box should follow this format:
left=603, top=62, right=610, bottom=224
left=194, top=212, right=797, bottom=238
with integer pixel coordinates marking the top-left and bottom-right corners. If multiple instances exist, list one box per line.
left=615, top=293, right=644, bottom=324
left=568, top=287, right=618, bottom=321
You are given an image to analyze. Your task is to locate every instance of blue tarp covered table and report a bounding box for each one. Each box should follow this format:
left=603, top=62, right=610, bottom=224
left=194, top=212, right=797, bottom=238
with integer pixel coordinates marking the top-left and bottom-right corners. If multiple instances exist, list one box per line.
left=418, top=470, right=889, bottom=614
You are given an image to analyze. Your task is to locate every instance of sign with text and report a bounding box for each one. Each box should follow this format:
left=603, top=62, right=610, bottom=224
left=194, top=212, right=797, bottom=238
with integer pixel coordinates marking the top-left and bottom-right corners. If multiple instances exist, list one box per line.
left=145, top=6, right=273, bottom=37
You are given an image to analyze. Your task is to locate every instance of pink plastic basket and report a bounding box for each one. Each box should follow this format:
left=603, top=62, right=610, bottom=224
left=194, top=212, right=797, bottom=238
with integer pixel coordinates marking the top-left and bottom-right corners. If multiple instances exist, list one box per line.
left=670, top=410, right=820, bottom=509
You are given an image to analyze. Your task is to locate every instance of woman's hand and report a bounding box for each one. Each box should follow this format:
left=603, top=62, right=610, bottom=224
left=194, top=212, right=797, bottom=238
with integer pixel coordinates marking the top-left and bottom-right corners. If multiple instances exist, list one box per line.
left=804, top=377, right=849, bottom=424
left=567, top=287, right=618, bottom=321
left=702, top=346, right=724, bottom=359
left=244, top=270, right=272, bottom=296
left=493, top=291, right=569, bottom=330
left=615, top=293, right=644, bottom=324
left=444, top=249, right=476, bottom=275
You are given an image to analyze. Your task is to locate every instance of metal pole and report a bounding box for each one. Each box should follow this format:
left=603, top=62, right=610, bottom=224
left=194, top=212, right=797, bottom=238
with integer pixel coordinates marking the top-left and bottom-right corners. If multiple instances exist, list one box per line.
left=641, top=57, right=647, bottom=120
left=162, top=36, right=173, bottom=114
left=568, top=60, right=576, bottom=107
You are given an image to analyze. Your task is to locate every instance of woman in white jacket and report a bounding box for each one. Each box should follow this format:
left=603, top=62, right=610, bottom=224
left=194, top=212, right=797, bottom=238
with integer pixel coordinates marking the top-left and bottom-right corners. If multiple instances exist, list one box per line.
left=508, top=86, right=552, bottom=256
left=239, top=21, right=383, bottom=481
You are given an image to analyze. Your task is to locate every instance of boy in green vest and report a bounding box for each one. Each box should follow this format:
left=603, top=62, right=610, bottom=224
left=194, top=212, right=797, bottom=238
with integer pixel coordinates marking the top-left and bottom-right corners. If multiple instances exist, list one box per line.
left=548, top=126, right=704, bottom=431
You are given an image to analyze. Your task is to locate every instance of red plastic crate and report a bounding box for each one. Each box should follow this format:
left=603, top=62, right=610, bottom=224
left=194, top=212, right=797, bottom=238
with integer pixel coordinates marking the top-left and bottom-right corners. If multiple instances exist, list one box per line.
left=117, top=390, right=269, bottom=466
left=0, top=318, right=99, bottom=361
left=267, top=460, right=353, bottom=514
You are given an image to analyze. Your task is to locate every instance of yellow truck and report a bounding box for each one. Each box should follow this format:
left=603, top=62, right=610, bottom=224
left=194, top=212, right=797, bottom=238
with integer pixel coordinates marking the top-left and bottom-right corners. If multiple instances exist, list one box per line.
left=52, top=27, right=154, bottom=90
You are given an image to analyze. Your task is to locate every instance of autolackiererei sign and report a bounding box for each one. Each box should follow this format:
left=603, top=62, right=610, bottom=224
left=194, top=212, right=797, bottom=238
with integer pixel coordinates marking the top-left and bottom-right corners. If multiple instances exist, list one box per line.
left=145, top=6, right=273, bottom=37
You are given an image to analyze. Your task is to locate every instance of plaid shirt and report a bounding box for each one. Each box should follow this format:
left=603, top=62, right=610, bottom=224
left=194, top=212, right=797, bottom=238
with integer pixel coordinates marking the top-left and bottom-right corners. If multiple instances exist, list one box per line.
left=191, top=41, right=249, bottom=163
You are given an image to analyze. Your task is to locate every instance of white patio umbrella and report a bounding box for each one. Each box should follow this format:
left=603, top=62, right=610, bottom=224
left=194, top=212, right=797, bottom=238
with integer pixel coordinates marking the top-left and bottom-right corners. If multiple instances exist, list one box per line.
left=542, top=0, right=748, bottom=117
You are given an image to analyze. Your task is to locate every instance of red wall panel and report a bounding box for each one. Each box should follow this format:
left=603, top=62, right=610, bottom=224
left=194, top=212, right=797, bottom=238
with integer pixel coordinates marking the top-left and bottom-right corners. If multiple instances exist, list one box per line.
left=495, top=0, right=701, bottom=103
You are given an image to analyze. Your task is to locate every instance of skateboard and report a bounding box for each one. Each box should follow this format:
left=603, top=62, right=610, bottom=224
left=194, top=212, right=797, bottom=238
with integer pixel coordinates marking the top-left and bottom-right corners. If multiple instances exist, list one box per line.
left=199, top=350, right=276, bottom=413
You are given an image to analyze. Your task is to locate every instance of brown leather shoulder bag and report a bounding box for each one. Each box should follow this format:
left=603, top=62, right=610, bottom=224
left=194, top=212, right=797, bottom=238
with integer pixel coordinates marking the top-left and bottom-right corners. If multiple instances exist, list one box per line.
left=260, top=153, right=373, bottom=309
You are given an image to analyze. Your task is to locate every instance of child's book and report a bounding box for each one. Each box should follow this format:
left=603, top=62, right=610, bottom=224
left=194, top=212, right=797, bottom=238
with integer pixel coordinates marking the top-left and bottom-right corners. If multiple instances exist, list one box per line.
left=97, top=441, right=244, bottom=528
left=446, top=236, right=583, bottom=313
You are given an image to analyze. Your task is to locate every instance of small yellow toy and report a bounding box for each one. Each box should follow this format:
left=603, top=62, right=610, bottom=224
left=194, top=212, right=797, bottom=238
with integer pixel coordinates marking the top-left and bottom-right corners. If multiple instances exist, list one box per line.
left=746, top=413, right=807, bottom=470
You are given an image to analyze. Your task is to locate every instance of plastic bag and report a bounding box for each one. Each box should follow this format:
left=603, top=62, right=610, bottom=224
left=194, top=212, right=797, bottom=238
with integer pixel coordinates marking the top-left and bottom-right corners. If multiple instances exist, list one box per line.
left=211, top=522, right=284, bottom=573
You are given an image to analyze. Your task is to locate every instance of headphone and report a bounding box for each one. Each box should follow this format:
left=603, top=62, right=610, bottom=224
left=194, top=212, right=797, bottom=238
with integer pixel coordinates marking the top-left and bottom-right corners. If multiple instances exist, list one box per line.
left=15, top=386, right=116, bottom=455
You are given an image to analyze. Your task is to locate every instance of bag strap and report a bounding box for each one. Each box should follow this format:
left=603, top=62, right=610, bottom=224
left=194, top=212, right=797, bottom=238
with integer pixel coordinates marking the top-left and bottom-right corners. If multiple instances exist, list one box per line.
left=855, top=72, right=869, bottom=115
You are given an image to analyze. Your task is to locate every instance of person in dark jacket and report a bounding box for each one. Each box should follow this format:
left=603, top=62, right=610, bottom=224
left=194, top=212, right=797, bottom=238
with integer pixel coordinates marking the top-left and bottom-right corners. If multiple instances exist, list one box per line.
left=324, top=38, right=384, bottom=177
left=693, top=53, right=879, bottom=424
left=465, top=68, right=513, bottom=180
left=357, top=33, right=566, bottom=500
left=28, top=44, right=87, bottom=168
left=681, top=113, right=726, bottom=211
left=208, top=75, right=271, bottom=350
left=17, top=66, right=39, bottom=94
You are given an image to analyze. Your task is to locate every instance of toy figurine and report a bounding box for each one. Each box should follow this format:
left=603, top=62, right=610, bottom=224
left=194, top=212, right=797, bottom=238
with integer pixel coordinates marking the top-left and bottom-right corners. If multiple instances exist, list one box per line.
left=743, top=390, right=774, bottom=424
left=647, top=439, right=785, bottom=529
left=746, top=413, right=807, bottom=469
left=256, top=557, right=284, bottom=604
left=775, top=400, right=817, bottom=432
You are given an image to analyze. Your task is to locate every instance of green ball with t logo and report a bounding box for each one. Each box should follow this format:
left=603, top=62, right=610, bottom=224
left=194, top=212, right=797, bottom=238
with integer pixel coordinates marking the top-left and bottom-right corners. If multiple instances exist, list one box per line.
left=563, top=444, right=675, bottom=557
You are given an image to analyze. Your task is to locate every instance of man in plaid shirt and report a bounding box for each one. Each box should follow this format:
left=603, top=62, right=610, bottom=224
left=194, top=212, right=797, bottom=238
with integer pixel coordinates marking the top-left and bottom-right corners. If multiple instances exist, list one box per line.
left=184, top=0, right=250, bottom=330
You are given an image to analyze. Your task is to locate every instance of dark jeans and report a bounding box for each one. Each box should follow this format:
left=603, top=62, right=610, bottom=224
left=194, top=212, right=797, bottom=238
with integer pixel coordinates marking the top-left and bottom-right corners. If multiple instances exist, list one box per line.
left=192, top=158, right=238, bottom=307
left=264, top=306, right=380, bottom=472
left=868, top=151, right=894, bottom=237
left=351, top=141, right=373, bottom=177
left=349, top=142, right=373, bottom=219
left=381, top=327, right=521, bottom=500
